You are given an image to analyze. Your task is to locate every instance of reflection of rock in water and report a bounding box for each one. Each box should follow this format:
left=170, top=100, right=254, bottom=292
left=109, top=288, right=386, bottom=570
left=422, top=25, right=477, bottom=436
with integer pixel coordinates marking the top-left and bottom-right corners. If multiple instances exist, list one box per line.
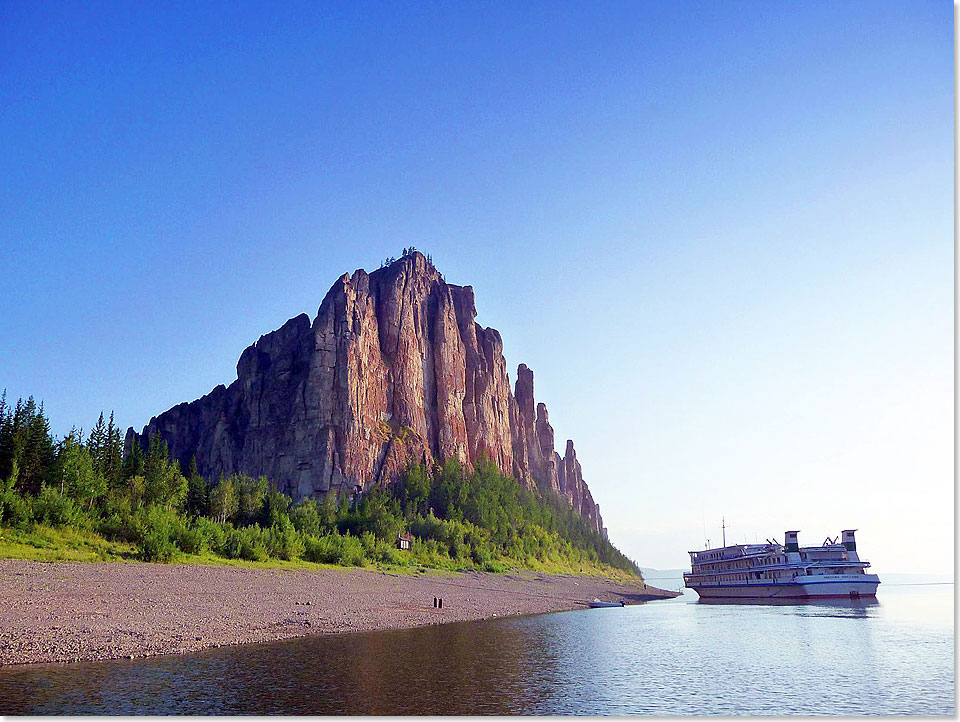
left=309, top=618, right=546, bottom=715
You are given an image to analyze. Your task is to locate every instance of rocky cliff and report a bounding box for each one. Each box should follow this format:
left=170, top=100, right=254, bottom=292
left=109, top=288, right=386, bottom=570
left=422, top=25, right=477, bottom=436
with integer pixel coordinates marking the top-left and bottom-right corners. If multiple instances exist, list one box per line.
left=129, top=252, right=603, bottom=533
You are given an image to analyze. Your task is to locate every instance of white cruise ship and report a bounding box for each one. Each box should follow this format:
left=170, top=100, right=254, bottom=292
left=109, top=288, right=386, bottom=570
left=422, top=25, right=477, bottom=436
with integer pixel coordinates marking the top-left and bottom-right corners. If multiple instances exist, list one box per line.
left=683, top=529, right=880, bottom=599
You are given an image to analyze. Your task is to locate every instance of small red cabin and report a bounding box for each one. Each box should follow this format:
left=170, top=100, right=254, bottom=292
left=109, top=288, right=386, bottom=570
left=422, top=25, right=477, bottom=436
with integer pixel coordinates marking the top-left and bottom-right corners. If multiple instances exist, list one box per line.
left=397, top=532, right=413, bottom=550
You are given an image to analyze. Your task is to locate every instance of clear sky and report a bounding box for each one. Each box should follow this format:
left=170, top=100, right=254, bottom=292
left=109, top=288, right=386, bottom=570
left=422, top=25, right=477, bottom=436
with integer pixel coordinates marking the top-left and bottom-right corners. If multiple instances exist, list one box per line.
left=0, top=1, right=952, bottom=574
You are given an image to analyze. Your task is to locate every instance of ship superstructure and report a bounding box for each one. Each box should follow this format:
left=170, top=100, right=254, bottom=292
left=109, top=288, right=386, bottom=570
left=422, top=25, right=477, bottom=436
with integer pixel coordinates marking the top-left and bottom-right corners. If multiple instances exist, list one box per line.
left=683, top=529, right=880, bottom=599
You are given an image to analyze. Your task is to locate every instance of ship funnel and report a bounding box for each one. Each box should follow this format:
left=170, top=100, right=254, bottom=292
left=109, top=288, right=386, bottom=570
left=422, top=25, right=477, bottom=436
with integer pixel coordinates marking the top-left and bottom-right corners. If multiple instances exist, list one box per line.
left=841, top=529, right=857, bottom=551
left=784, top=530, right=800, bottom=552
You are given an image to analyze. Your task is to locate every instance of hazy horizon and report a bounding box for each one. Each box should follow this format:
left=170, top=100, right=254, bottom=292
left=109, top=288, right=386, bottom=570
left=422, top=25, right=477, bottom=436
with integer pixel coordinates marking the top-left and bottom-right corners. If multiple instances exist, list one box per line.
left=1, top=2, right=952, bottom=575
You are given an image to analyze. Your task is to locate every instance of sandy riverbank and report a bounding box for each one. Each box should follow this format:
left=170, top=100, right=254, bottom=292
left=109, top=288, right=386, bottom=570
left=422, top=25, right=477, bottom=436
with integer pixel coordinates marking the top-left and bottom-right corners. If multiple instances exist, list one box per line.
left=0, top=559, right=677, bottom=665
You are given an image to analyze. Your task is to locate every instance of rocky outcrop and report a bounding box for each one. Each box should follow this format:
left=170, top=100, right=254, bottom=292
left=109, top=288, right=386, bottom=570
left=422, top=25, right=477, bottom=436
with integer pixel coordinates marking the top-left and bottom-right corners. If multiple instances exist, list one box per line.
left=556, top=439, right=601, bottom=526
left=130, top=252, right=603, bottom=533
left=512, top=364, right=560, bottom=495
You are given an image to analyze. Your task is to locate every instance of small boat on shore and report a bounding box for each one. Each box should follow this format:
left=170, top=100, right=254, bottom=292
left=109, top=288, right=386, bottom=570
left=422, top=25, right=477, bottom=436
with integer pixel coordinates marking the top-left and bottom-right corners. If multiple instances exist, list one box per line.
left=587, top=599, right=625, bottom=608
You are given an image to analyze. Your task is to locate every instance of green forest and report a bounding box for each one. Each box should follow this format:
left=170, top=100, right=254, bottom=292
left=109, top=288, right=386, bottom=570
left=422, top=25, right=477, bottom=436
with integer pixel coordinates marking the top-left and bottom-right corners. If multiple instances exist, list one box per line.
left=0, top=393, right=640, bottom=577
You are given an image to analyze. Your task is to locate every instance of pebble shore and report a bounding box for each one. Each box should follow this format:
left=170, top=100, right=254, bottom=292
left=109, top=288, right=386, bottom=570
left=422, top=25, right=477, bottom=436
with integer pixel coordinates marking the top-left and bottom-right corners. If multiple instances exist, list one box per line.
left=0, top=559, right=677, bottom=666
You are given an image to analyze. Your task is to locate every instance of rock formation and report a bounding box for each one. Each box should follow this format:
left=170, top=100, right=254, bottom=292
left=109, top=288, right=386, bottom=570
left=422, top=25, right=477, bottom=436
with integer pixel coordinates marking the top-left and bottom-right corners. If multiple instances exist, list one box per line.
left=128, top=252, right=603, bottom=533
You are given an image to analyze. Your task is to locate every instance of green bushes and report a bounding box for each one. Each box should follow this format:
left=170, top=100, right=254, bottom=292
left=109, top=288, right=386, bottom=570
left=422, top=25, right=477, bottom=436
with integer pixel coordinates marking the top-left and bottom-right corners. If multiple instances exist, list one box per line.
left=193, top=516, right=227, bottom=555
left=410, top=514, right=467, bottom=561
left=266, top=516, right=304, bottom=560
left=409, top=538, right=450, bottom=568
left=172, top=520, right=207, bottom=555
left=97, top=493, right=139, bottom=541
left=302, top=534, right=332, bottom=564
left=136, top=505, right=180, bottom=562
left=336, top=534, right=366, bottom=566
left=32, top=486, right=88, bottom=529
left=224, top=518, right=308, bottom=562
left=224, top=525, right=269, bottom=561
left=470, top=544, right=493, bottom=568
left=138, top=528, right=178, bottom=562
left=1, top=476, right=34, bottom=530
left=4, top=493, right=35, bottom=529
left=303, top=531, right=365, bottom=566
left=290, top=498, right=324, bottom=537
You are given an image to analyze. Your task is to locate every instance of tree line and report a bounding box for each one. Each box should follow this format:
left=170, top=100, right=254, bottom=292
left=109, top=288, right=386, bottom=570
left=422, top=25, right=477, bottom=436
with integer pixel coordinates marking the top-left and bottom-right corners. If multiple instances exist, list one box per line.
left=0, top=393, right=639, bottom=576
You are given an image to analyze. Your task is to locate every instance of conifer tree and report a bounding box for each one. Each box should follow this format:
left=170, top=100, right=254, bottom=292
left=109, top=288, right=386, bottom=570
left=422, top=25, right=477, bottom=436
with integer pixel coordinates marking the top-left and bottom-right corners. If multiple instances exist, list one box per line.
left=17, top=398, right=55, bottom=494
left=144, top=434, right=187, bottom=509
left=123, top=435, right=145, bottom=480
left=88, top=412, right=107, bottom=474
left=186, top=456, right=209, bottom=517
left=0, top=390, right=13, bottom=481
left=104, top=412, right=123, bottom=488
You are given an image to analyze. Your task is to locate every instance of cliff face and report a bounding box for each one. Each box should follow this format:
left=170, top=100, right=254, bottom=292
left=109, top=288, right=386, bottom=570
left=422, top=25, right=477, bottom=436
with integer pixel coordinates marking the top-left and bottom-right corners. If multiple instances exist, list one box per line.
left=130, top=252, right=603, bottom=533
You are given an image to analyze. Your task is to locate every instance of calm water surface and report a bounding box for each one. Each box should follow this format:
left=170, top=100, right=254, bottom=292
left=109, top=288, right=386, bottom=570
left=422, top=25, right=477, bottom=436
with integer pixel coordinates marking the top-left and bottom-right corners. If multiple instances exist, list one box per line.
left=0, top=579, right=952, bottom=715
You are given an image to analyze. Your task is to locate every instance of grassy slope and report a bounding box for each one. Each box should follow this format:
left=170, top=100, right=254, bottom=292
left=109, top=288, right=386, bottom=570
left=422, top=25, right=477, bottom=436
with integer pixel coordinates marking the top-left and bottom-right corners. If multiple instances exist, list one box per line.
left=0, top=524, right=639, bottom=580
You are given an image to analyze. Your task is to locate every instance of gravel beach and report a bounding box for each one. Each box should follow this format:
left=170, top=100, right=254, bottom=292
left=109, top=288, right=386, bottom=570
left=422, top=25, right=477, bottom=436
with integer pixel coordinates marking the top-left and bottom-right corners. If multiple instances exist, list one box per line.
left=0, top=559, right=677, bottom=665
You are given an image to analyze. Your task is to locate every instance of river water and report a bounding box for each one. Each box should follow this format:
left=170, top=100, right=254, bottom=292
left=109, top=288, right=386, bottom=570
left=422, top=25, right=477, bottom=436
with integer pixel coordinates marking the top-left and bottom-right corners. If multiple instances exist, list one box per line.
left=0, top=576, right=952, bottom=715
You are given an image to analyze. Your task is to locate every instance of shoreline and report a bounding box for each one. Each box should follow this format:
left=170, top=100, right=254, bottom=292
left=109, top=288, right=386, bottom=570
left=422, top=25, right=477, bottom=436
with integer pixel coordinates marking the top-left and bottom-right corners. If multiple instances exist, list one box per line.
left=0, top=559, right=678, bottom=666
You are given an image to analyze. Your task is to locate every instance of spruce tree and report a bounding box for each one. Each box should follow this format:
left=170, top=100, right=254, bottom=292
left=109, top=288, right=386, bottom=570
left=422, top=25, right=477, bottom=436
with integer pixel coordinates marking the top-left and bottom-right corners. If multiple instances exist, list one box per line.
left=0, top=390, right=12, bottom=481
left=186, top=456, right=209, bottom=517
left=123, top=435, right=145, bottom=480
left=104, top=412, right=123, bottom=488
left=88, top=412, right=107, bottom=474
left=17, top=398, right=55, bottom=494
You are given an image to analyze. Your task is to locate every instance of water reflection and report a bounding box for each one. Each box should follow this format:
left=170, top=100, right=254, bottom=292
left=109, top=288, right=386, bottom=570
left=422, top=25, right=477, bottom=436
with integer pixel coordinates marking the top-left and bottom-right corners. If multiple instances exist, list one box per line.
left=0, top=585, right=952, bottom=715
left=0, top=616, right=564, bottom=715
left=695, top=596, right=880, bottom=621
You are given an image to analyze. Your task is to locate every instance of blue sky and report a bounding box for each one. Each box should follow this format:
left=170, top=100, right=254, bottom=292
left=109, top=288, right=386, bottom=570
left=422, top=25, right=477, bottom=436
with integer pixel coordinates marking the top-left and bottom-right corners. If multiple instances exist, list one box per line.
left=0, top=1, right=952, bottom=573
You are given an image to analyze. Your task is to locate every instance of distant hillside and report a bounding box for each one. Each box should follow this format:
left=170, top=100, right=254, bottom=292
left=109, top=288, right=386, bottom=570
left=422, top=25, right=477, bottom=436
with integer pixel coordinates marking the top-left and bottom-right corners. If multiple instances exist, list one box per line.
left=639, top=567, right=687, bottom=592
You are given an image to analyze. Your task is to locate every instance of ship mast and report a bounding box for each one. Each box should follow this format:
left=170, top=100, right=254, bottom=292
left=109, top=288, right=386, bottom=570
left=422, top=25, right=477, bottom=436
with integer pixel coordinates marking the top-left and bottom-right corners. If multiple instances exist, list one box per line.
left=722, top=516, right=726, bottom=547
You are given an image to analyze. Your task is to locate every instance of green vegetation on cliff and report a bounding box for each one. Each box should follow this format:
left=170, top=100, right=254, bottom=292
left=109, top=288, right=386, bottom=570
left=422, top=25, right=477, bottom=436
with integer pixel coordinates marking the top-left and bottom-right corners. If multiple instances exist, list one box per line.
left=0, top=394, right=640, bottom=577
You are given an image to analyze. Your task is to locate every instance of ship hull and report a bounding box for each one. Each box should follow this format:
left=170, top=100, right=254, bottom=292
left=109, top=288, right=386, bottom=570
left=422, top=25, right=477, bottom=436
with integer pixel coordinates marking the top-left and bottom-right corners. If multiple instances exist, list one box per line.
left=690, top=579, right=879, bottom=599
